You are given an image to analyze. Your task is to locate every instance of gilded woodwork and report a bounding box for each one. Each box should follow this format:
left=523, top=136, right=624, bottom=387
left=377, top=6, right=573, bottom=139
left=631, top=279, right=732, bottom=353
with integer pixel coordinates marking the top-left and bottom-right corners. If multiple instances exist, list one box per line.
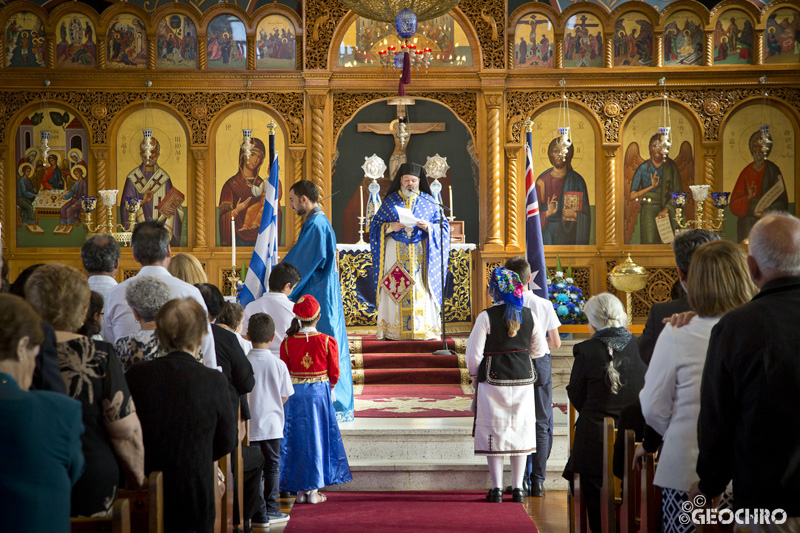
left=290, top=147, right=306, bottom=245
left=458, top=0, right=506, bottom=69
left=505, top=87, right=800, bottom=144
left=505, top=144, right=521, bottom=251
left=191, top=148, right=208, bottom=248
left=308, top=92, right=327, bottom=198
left=304, top=0, right=348, bottom=70
left=220, top=267, right=237, bottom=297
left=655, top=32, right=664, bottom=68
left=633, top=267, right=680, bottom=319
left=332, top=92, right=478, bottom=141
left=91, top=148, right=109, bottom=227
left=485, top=93, right=503, bottom=248
left=755, top=30, right=764, bottom=65
left=0, top=90, right=305, bottom=146
left=606, top=261, right=617, bottom=294
left=604, top=147, right=618, bottom=246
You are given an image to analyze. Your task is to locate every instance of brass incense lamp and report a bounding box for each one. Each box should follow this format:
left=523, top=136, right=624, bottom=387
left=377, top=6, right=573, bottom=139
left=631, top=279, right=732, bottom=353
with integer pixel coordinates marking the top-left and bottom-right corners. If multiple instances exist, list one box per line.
left=608, top=254, right=649, bottom=325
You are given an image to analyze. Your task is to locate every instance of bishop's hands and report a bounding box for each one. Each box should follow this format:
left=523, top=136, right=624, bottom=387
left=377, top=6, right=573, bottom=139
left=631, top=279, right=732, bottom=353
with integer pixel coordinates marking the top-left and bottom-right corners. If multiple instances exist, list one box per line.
left=389, top=222, right=405, bottom=232
left=416, top=220, right=429, bottom=231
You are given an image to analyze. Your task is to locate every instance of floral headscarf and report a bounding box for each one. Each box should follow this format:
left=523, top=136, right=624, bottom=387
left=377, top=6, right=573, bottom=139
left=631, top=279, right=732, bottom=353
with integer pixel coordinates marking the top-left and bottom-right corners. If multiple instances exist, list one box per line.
left=489, top=266, right=525, bottom=325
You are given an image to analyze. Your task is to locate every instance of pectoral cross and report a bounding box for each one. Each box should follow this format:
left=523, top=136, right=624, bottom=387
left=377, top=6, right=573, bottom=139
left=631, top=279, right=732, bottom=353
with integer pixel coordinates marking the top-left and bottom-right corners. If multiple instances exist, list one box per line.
left=358, top=98, right=446, bottom=178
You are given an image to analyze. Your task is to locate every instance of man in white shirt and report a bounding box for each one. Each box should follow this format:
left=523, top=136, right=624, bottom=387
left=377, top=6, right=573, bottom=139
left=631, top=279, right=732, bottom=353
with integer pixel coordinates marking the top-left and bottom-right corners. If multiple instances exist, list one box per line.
left=243, top=262, right=300, bottom=353
left=505, top=257, right=561, bottom=497
left=102, top=220, right=217, bottom=369
left=81, top=234, right=120, bottom=300
left=247, top=313, right=293, bottom=527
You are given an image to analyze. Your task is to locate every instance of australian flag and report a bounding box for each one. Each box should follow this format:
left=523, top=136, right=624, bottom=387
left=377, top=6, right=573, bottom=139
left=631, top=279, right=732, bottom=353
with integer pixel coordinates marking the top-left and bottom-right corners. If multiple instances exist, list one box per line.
left=239, top=154, right=280, bottom=307
left=525, top=130, right=548, bottom=300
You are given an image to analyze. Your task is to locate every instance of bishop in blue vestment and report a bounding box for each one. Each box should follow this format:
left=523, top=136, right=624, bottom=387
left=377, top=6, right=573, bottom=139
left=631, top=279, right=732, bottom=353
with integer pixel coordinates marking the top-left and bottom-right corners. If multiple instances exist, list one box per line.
left=369, top=163, right=450, bottom=340
left=283, top=180, right=354, bottom=422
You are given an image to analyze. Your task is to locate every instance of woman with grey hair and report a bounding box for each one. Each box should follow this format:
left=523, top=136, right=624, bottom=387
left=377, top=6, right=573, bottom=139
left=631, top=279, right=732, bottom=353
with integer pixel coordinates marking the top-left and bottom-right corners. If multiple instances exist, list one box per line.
left=562, top=292, right=646, bottom=532
left=114, top=276, right=173, bottom=371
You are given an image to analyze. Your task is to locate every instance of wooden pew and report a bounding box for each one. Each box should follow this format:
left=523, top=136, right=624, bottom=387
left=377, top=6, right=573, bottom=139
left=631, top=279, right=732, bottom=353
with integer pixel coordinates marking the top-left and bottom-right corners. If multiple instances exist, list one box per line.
left=218, top=453, right=235, bottom=533
left=568, top=400, right=579, bottom=533
left=71, top=498, right=131, bottom=533
left=639, top=452, right=661, bottom=533
left=619, top=430, right=637, bottom=533
left=572, top=473, right=588, bottom=533
left=118, top=471, right=164, bottom=533
left=600, top=417, right=621, bottom=533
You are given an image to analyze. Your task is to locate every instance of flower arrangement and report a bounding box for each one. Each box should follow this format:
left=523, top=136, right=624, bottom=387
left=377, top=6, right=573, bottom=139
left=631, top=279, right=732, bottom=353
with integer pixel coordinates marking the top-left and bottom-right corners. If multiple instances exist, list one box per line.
left=547, top=256, right=588, bottom=325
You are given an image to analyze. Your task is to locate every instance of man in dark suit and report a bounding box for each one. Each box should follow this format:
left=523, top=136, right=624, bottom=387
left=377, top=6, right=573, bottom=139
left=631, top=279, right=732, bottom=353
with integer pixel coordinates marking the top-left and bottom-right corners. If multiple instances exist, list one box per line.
left=694, top=213, right=800, bottom=526
left=126, top=298, right=237, bottom=533
left=637, top=228, right=720, bottom=365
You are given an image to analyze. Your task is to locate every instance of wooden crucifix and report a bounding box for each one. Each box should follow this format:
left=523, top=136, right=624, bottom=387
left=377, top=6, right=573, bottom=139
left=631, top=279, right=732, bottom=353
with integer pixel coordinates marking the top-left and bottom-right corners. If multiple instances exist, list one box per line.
left=357, top=98, right=446, bottom=178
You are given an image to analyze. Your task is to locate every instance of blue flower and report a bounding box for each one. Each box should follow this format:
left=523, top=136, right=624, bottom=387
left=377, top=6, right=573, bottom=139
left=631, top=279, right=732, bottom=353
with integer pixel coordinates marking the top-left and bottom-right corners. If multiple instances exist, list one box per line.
left=556, top=282, right=567, bottom=290
left=557, top=304, right=569, bottom=317
left=556, top=293, right=569, bottom=303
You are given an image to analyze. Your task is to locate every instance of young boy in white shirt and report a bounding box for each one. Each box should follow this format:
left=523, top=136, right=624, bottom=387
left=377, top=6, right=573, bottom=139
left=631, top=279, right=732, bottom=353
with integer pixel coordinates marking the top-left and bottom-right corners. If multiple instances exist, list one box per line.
left=243, top=262, right=300, bottom=352
left=505, top=257, right=561, bottom=497
left=247, top=313, right=294, bottom=527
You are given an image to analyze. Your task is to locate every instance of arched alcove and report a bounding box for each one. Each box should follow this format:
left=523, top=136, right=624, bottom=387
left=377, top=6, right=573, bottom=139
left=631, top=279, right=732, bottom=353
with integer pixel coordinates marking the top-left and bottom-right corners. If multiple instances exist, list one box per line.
left=332, top=98, right=478, bottom=245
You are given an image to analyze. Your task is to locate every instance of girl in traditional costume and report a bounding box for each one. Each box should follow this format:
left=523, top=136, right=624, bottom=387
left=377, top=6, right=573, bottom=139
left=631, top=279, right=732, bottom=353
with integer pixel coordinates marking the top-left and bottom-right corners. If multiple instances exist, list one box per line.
left=467, top=267, right=548, bottom=503
left=279, top=295, right=352, bottom=504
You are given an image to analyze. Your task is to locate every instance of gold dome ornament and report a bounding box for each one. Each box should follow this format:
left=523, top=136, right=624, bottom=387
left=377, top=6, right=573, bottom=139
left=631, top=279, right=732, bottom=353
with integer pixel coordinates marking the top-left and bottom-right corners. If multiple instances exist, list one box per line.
left=608, top=254, right=648, bottom=325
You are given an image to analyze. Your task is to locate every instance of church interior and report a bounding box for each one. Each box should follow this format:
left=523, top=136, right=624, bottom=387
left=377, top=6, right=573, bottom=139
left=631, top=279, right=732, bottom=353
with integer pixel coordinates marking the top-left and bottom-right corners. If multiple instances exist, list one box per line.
left=1, top=0, right=798, bottom=530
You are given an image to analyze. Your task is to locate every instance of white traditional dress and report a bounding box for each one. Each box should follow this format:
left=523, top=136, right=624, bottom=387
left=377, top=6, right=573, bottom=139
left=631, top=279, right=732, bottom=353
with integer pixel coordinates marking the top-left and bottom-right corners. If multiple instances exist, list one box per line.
left=467, top=304, right=548, bottom=455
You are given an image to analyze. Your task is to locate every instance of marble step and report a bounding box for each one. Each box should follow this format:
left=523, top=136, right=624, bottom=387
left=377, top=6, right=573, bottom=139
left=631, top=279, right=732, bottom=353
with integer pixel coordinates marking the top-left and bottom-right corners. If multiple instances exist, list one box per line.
left=334, top=417, right=570, bottom=491
left=326, top=459, right=568, bottom=492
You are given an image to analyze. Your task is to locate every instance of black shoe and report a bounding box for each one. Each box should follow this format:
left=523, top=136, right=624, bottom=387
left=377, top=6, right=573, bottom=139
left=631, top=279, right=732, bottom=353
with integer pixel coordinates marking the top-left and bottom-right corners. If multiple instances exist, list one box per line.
left=530, top=481, right=546, bottom=497
left=487, top=487, right=503, bottom=503
left=504, top=485, right=513, bottom=494
left=279, top=490, right=296, bottom=498
left=512, top=488, right=525, bottom=503
left=523, top=478, right=531, bottom=495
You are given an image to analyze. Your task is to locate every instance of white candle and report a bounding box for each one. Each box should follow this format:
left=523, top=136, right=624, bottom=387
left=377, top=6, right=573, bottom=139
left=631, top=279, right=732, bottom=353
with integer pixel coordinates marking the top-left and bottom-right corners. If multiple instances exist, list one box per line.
left=449, top=186, right=454, bottom=219
left=231, top=216, right=236, bottom=267
left=360, top=185, right=364, bottom=218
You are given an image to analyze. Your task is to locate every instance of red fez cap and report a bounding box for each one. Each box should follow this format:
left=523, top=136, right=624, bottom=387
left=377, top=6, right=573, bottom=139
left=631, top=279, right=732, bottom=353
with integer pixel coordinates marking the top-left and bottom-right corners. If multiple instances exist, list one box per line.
left=293, top=295, right=321, bottom=321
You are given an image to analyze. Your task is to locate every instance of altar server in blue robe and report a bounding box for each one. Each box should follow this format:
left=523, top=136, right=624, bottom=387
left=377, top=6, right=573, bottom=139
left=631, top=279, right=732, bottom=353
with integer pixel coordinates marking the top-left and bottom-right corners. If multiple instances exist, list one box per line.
left=282, top=180, right=354, bottom=422
left=369, top=162, right=450, bottom=341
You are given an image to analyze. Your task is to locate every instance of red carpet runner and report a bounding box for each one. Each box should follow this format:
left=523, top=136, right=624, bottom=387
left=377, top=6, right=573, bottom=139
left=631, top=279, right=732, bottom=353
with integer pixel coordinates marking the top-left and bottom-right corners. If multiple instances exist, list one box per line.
left=283, top=491, right=538, bottom=532
left=350, top=336, right=473, bottom=418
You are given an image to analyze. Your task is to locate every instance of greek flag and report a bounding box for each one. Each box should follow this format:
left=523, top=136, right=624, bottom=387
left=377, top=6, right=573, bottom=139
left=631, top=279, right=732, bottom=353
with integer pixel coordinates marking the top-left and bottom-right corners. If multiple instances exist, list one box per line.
left=239, top=155, right=280, bottom=307
left=525, top=131, right=548, bottom=299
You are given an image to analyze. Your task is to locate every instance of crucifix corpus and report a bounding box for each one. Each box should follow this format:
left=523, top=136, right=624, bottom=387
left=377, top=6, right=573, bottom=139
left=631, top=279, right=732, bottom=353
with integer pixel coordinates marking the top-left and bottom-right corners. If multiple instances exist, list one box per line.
left=357, top=98, right=446, bottom=178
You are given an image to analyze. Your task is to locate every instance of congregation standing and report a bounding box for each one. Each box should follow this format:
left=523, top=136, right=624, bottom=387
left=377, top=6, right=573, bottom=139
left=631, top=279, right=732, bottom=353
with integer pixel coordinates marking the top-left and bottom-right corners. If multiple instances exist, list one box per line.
left=0, top=180, right=353, bottom=532
left=1, top=166, right=799, bottom=532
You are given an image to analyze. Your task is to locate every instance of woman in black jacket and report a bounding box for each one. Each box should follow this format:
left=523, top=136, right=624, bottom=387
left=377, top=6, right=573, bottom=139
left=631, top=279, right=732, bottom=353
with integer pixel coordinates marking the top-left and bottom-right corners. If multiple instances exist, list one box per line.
left=563, top=292, right=646, bottom=532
